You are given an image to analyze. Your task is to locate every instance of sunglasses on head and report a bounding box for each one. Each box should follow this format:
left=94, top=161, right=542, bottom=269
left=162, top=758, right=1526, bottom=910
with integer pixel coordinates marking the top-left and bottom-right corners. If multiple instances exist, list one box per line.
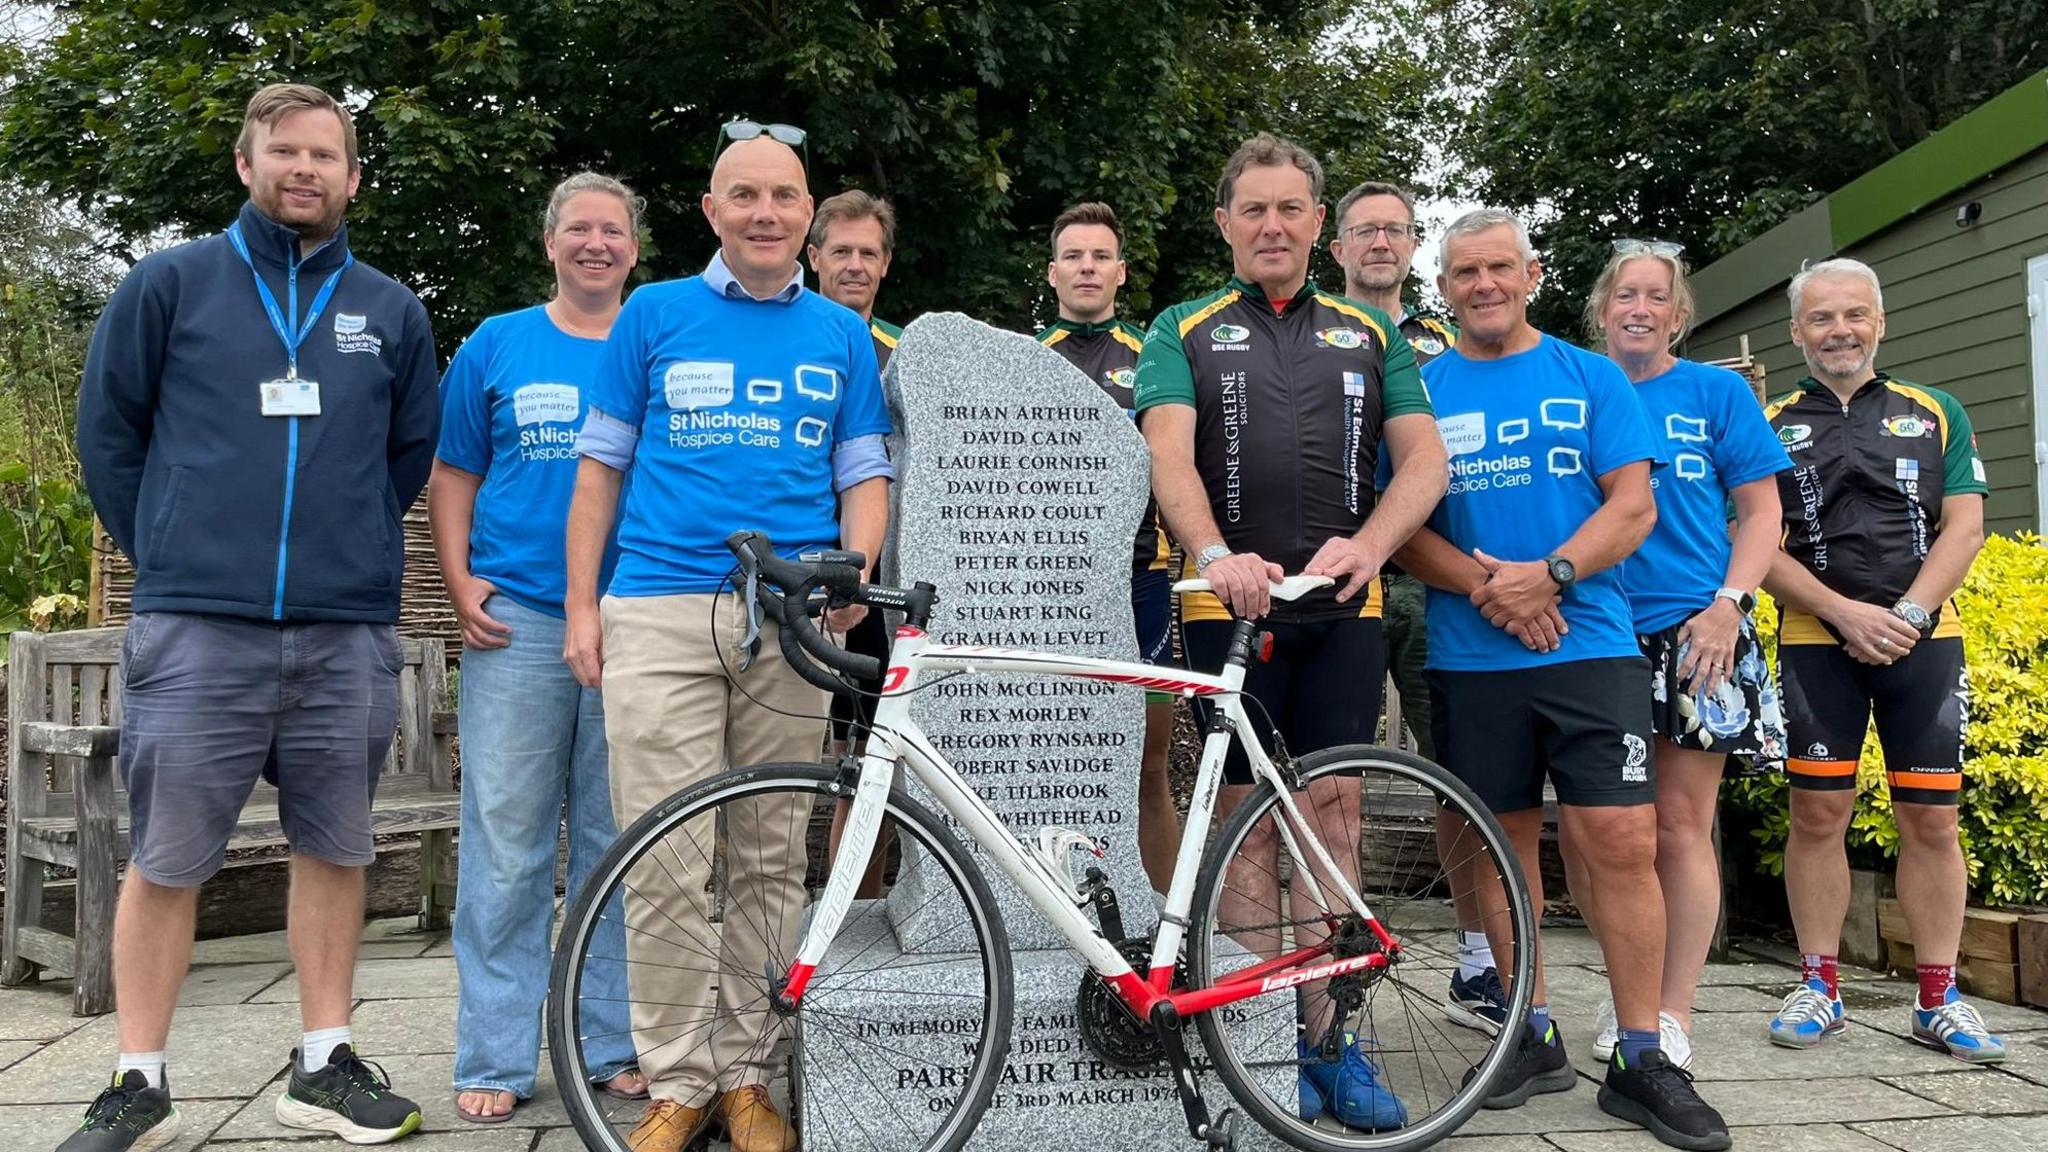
left=712, top=120, right=809, bottom=169
left=1612, top=238, right=1685, bottom=258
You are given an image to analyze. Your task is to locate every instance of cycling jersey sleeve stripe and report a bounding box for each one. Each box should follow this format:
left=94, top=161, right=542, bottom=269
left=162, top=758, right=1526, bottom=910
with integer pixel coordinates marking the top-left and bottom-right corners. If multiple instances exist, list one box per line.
left=1175, top=291, right=1241, bottom=339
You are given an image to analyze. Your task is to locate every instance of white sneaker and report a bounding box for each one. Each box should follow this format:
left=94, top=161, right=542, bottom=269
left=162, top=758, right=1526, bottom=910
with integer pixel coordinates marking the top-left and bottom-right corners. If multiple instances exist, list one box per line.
left=1592, top=997, right=1618, bottom=1060
left=1591, top=999, right=1691, bottom=1070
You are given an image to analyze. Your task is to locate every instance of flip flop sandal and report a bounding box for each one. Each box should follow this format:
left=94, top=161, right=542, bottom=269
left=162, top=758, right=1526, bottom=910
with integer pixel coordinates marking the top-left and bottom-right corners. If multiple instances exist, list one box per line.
left=599, top=1073, right=651, bottom=1100
left=456, top=1090, right=517, bottom=1123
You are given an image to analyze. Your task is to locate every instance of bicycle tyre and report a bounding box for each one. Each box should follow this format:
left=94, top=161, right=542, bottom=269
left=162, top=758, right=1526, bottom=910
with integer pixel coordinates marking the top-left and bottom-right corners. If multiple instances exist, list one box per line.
left=547, top=762, right=1015, bottom=1152
left=1188, top=745, right=1536, bottom=1152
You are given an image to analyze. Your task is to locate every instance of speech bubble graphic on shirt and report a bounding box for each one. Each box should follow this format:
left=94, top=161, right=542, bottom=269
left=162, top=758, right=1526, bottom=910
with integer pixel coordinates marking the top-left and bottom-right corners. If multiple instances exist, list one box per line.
left=1666, top=414, right=1710, bottom=443
left=664, top=361, right=734, bottom=409
left=333, top=313, right=368, bottom=336
left=747, top=378, right=783, bottom=403
left=1547, top=446, right=1583, bottom=476
left=795, top=416, right=829, bottom=447
left=1540, top=398, right=1587, bottom=430
left=512, top=382, right=580, bottom=426
left=1437, top=412, right=1487, bottom=456
left=794, top=364, right=840, bottom=401
left=1675, top=453, right=1709, bottom=480
left=1496, top=418, right=1530, bottom=445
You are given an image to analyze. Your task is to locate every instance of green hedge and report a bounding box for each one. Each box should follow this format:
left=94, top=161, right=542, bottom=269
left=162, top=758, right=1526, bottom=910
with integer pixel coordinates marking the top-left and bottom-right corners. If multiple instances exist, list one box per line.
left=1724, top=533, right=2048, bottom=905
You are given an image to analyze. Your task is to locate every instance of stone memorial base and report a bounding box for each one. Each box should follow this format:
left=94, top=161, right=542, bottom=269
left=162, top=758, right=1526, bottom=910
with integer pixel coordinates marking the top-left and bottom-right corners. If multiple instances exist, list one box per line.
left=797, top=902, right=1291, bottom=1151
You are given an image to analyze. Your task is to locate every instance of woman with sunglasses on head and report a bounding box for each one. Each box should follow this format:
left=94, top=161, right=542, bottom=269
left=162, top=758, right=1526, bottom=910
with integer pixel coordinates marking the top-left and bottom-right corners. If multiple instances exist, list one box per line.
left=430, top=172, right=648, bottom=1123
left=1568, top=240, right=1792, bottom=1069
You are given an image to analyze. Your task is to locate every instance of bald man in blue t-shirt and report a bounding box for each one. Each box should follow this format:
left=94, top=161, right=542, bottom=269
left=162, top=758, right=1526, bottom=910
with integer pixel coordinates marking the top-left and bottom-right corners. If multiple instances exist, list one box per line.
left=563, top=128, right=892, bottom=1152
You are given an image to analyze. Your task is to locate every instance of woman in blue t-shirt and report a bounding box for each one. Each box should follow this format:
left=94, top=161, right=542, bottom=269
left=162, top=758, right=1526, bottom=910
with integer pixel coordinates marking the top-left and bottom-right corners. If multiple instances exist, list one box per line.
left=430, top=173, right=646, bottom=1122
left=1579, top=241, right=1792, bottom=1070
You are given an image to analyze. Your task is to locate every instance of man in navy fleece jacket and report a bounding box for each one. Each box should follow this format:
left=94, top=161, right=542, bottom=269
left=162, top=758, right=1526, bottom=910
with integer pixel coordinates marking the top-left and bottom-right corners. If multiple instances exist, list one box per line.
left=67, top=83, right=436, bottom=1150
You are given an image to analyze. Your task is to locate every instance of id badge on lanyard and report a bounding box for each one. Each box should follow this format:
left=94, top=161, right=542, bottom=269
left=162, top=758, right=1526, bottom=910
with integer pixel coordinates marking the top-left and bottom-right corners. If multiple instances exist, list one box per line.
left=227, top=224, right=353, bottom=419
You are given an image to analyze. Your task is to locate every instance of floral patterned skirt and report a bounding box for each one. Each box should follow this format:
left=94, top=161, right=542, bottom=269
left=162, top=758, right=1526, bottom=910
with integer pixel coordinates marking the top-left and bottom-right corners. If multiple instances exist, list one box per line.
left=1639, top=608, right=1787, bottom=774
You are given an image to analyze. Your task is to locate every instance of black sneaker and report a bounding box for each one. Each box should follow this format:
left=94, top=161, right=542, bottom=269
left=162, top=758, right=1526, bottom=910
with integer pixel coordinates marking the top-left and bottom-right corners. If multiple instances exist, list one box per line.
left=56, top=1070, right=180, bottom=1151
left=1465, top=1021, right=1577, bottom=1109
left=274, top=1044, right=423, bottom=1144
left=1597, top=1048, right=1731, bottom=1151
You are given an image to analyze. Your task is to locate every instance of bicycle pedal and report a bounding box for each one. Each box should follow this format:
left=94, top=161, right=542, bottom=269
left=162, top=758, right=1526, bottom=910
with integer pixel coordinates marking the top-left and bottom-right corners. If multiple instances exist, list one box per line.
left=1203, top=1107, right=1237, bottom=1149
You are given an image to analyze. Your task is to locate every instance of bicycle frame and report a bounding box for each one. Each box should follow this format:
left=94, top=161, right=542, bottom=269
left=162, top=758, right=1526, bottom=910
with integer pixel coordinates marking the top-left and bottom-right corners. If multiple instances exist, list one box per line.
left=780, top=622, right=1400, bottom=1024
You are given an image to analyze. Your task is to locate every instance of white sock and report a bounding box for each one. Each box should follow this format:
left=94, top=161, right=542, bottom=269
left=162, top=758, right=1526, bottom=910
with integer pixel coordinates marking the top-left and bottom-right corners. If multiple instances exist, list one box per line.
left=300, top=1027, right=353, bottom=1073
left=1457, top=930, right=1495, bottom=981
left=116, top=1051, right=167, bottom=1090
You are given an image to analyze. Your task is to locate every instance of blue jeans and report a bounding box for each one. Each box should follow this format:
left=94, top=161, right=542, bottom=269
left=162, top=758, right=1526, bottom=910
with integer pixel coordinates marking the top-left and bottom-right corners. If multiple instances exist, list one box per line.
left=453, top=596, right=635, bottom=1096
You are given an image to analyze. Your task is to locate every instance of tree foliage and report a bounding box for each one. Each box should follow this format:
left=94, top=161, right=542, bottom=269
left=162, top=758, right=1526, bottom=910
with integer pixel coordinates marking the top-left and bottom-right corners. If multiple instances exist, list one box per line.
left=1, top=1, right=1445, bottom=349
left=1435, top=0, right=2048, bottom=334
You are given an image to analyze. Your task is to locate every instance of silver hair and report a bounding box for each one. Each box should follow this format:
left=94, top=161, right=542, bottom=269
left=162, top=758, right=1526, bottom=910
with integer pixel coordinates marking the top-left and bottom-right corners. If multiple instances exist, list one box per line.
left=1438, top=208, right=1536, bottom=270
left=1787, top=257, right=1884, bottom=315
left=542, top=171, right=645, bottom=238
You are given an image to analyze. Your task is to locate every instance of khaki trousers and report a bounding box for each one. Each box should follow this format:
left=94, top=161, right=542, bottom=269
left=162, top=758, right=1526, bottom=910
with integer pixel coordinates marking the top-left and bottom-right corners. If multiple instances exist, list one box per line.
left=600, top=592, right=826, bottom=1106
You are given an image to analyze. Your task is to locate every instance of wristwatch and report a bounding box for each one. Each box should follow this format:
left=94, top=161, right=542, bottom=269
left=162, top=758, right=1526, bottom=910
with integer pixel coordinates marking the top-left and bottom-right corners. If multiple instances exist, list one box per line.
left=1715, top=586, right=1757, bottom=614
left=1892, top=597, right=1934, bottom=637
left=1195, top=543, right=1232, bottom=574
left=1543, top=553, right=1576, bottom=593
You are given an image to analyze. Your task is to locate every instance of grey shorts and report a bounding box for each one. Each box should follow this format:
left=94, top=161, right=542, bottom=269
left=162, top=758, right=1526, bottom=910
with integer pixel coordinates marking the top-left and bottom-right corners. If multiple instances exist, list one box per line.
left=119, top=612, right=401, bottom=886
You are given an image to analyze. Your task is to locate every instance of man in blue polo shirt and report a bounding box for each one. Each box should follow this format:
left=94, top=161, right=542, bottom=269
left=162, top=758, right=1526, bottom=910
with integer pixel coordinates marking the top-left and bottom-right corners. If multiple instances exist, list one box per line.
left=562, top=126, right=892, bottom=1152
left=1386, top=209, right=1727, bottom=1149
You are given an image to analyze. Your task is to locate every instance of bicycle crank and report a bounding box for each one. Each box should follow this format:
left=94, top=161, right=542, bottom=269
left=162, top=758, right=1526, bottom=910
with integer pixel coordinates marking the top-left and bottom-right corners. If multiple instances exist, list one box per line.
left=1077, top=938, right=1186, bottom=1069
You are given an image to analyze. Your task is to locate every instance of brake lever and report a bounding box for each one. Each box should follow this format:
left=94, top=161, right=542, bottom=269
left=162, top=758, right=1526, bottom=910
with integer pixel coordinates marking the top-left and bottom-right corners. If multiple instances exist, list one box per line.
left=737, top=565, right=764, bottom=672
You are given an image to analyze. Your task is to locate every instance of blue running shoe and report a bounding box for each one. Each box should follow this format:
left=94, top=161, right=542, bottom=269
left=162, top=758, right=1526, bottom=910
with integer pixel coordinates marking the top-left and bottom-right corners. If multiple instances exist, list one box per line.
left=1296, top=1070, right=1325, bottom=1120
left=1767, top=982, right=1845, bottom=1049
left=1299, top=1034, right=1407, bottom=1131
left=1445, top=968, right=1509, bottom=1036
left=1912, top=987, right=2006, bottom=1063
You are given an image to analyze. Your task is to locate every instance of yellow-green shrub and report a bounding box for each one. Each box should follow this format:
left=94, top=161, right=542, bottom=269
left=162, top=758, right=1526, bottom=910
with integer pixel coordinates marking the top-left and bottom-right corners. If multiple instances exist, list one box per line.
left=1723, top=533, right=2048, bottom=905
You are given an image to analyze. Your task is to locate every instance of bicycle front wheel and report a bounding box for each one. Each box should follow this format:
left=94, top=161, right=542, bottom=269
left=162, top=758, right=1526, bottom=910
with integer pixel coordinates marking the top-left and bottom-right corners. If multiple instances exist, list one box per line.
left=547, top=762, right=1014, bottom=1152
left=1189, top=745, right=1536, bottom=1152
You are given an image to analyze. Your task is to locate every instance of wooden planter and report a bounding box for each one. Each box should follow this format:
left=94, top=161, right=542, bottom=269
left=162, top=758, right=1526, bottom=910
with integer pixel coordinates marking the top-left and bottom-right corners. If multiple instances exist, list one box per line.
left=1877, top=898, right=2022, bottom=1003
left=2019, top=915, right=2048, bottom=1009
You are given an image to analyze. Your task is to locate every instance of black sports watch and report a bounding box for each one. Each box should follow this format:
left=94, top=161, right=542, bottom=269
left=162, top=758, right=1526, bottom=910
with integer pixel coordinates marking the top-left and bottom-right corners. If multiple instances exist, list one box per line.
left=1544, top=554, right=1576, bottom=593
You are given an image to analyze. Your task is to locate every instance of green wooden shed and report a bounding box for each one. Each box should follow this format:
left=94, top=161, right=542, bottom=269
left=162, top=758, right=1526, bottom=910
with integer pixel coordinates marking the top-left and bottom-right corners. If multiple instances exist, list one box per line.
left=1687, top=68, right=2048, bottom=536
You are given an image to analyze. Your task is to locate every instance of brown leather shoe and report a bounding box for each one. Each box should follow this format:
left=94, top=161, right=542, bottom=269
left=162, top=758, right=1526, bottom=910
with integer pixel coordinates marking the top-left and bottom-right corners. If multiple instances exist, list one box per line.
left=627, top=1098, right=712, bottom=1152
left=718, top=1084, right=797, bottom=1152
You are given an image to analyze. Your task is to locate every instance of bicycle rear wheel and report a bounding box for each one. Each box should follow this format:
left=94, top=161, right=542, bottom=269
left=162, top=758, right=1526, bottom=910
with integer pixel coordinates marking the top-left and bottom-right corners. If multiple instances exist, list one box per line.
left=547, top=762, right=1014, bottom=1152
left=1188, top=745, right=1536, bottom=1152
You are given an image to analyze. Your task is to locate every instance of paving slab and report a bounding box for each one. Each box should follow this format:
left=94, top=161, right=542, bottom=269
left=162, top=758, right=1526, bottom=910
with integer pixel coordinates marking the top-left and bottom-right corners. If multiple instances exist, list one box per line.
left=207, top=1134, right=536, bottom=1152
left=1972, top=1029, right=2048, bottom=1088
left=252, top=956, right=459, bottom=1004
left=1686, top=984, right=1785, bottom=1014
left=1843, top=986, right=2048, bottom=1038
left=0, top=983, right=93, bottom=1041
left=1851, top=1113, right=2048, bottom=1150
left=1703, top=1076, right=1952, bottom=1126
left=1881, top=1068, right=2048, bottom=1114
left=1435, top=1137, right=1560, bottom=1152
left=1549, top=1124, right=1899, bottom=1152
left=1534, top=932, right=1611, bottom=968
left=0, top=1002, right=305, bottom=1103
left=351, top=996, right=462, bottom=1056
left=0, top=1041, right=41, bottom=1070
left=213, top=1054, right=570, bottom=1140
left=1454, top=1078, right=1634, bottom=1135
left=189, top=917, right=436, bottom=967
left=178, top=963, right=292, bottom=1007
left=0, top=1098, right=238, bottom=1150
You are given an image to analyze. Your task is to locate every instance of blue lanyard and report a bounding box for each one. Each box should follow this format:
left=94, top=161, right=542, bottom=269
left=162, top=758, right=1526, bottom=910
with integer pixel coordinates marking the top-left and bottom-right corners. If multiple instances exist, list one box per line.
left=226, top=224, right=354, bottom=378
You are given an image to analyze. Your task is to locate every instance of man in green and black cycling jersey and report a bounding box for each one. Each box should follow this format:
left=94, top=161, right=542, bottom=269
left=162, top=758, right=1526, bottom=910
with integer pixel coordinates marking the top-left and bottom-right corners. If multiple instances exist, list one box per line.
left=1035, top=201, right=1181, bottom=894
left=1761, top=258, right=2004, bottom=1063
left=1134, top=132, right=1448, bottom=1132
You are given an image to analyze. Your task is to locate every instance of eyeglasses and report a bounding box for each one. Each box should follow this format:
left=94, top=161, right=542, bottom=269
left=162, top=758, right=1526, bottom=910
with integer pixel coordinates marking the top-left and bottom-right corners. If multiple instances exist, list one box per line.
left=711, top=120, right=809, bottom=169
left=1341, top=222, right=1416, bottom=242
left=1612, top=238, right=1685, bottom=258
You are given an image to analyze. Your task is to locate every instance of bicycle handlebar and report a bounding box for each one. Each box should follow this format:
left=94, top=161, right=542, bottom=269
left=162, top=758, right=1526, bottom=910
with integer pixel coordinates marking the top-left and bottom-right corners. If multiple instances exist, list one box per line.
left=726, top=531, right=886, bottom=694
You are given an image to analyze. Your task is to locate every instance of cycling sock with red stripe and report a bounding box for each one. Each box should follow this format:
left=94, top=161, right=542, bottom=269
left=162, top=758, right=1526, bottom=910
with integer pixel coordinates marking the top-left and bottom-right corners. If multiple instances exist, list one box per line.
left=1916, top=963, right=1957, bottom=1010
left=1800, top=952, right=1838, bottom=998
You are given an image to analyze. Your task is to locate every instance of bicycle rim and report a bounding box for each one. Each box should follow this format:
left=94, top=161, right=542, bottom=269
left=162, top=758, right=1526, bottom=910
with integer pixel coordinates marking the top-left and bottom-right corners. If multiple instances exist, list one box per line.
left=547, top=763, right=1014, bottom=1152
left=1188, top=746, right=1536, bottom=1152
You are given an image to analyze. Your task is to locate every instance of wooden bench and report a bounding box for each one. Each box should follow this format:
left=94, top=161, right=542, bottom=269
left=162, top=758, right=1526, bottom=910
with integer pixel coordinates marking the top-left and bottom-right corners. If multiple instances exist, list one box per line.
left=3, top=625, right=458, bottom=1015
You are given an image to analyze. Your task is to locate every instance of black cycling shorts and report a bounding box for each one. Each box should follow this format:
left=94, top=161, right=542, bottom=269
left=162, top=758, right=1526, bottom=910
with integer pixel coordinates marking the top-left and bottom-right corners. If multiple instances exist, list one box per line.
left=1781, top=636, right=1966, bottom=806
left=1427, top=656, right=1656, bottom=813
left=1180, top=615, right=1385, bottom=786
